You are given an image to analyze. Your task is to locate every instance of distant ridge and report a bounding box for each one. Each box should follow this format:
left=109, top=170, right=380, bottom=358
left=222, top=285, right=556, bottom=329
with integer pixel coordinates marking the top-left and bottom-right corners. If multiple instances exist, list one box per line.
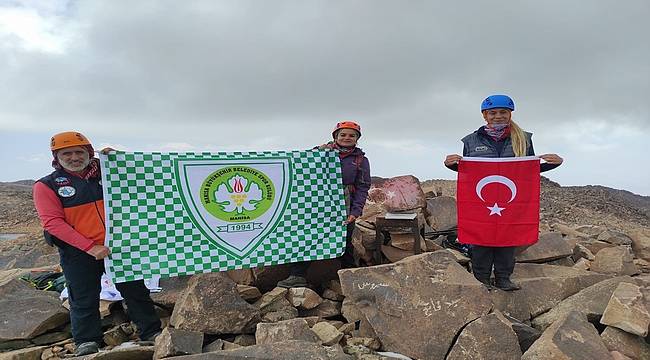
left=421, top=176, right=650, bottom=229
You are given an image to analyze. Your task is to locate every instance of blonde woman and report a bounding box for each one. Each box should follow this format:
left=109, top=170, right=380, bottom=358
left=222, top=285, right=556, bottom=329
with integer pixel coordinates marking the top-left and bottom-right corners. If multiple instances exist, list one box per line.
left=444, top=94, right=563, bottom=291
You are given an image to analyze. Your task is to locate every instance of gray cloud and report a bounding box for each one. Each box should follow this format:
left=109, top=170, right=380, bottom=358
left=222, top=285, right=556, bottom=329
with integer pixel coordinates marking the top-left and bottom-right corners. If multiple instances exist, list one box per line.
left=1, top=0, right=649, bottom=193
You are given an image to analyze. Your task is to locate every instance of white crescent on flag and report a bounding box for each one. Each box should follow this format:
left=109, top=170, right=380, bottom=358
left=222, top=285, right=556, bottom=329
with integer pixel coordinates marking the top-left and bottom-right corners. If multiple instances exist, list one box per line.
left=475, top=175, right=517, bottom=203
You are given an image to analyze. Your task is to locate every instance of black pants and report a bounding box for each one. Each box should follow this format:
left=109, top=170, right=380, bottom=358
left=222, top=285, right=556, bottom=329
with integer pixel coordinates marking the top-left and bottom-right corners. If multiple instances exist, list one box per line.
left=470, top=245, right=516, bottom=281
left=290, top=222, right=356, bottom=277
left=58, top=243, right=161, bottom=345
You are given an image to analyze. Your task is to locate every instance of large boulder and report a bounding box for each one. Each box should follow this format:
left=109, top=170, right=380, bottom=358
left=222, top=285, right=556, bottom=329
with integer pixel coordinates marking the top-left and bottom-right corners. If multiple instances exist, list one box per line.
left=0, top=346, right=47, bottom=360
left=574, top=225, right=607, bottom=237
left=83, top=345, right=155, bottom=360
left=516, top=232, right=573, bottom=263
left=522, top=311, right=611, bottom=360
left=0, top=269, right=30, bottom=287
left=629, top=229, right=650, bottom=262
left=601, top=326, right=650, bottom=360
left=532, top=276, right=637, bottom=330
left=600, top=282, right=650, bottom=337
left=0, top=279, right=69, bottom=342
left=425, top=196, right=457, bottom=231
left=255, top=318, right=319, bottom=345
left=591, top=246, right=639, bottom=276
left=165, top=340, right=352, bottom=359
left=287, top=287, right=323, bottom=310
left=550, top=223, right=590, bottom=239
left=299, top=299, right=341, bottom=319
left=572, top=243, right=596, bottom=262
left=365, top=175, right=426, bottom=212
left=170, top=272, right=260, bottom=334
left=150, top=275, right=192, bottom=308
left=491, top=263, right=610, bottom=322
left=249, top=265, right=292, bottom=293
left=447, top=311, right=522, bottom=360
left=311, top=322, right=344, bottom=346
left=350, top=223, right=377, bottom=264
left=153, top=327, right=203, bottom=360
left=338, top=250, right=492, bottom=360
left=598, top=230, right=633, bottom=246
left=341, top=298, right=377, bottom=338
left=578, top=239, right=617, bottom=256
left=254, top=287, right=298, bottom=323
left=504, top=315, right=542, bottom=353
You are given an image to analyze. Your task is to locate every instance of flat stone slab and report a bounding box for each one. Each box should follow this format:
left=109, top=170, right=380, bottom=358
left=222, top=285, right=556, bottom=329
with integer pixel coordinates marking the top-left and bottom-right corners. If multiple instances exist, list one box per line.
left=591, top=246, right=639, bottom=276
left=600, top=282, right=650, bottom=336
left=447, top=311, right=522, bottom=360
left=338, top=250, right=492, bottom=360
left=516, top=232, right=573, bottom=263
left=523, top=311, right=611, bottom=360
left=170, top=273, right=260, bottom=335
left=255, top=318, right=319, bottom=345
left=532, top=276, right=637, bottom=330
left=491, top=264, right=610, bottom=321
left=601, top=326, right=650, bottom=360
left=425, top=196, right=457, bottom=231
left=0, top=279, right=69, bottom=342
left=164, top=340, right=352, bottom=359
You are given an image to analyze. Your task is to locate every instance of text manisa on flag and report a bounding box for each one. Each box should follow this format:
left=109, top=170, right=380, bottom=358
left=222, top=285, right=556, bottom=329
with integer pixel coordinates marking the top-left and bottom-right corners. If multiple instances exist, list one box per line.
left=99, top=151, right=346, bottom=283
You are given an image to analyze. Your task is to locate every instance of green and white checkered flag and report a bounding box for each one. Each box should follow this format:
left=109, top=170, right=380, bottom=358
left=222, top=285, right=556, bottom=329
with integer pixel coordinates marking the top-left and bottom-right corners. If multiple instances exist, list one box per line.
left=99, top=150, right=346, bottom=283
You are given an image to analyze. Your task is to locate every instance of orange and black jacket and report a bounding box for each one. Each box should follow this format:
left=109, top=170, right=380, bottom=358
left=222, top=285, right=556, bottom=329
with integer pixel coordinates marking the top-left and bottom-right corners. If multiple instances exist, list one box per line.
left=33, top=169, right=105, bottom=251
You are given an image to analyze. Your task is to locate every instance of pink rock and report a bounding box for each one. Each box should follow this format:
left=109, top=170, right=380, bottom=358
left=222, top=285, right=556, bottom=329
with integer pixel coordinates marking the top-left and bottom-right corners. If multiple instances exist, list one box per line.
left=367, top=175, right=426, bottom=212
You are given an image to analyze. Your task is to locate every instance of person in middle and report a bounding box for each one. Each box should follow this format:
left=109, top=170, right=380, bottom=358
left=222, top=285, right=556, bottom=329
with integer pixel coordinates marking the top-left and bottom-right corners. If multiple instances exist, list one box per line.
left=277, top=121, right=371, bottom=288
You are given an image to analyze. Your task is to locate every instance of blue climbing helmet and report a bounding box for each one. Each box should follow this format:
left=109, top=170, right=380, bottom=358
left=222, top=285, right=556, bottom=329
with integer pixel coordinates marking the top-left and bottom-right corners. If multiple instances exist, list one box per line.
left=481, top=94, right=515, bottom=112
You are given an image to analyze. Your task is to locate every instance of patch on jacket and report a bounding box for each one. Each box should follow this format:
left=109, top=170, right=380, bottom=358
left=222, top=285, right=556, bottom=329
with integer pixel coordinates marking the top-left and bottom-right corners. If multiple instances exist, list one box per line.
left=474, top=146, right=489, bottom=152
left=54, top=177, right=70, bottom=186
left=57, top=186, right=76, bottom=198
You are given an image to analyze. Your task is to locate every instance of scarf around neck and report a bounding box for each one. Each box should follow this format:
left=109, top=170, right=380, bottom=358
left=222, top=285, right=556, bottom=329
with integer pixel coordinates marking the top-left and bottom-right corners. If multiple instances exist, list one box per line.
left=319, top=141, right=357, bottom=159
left=483, top=123, right=511, bottom=141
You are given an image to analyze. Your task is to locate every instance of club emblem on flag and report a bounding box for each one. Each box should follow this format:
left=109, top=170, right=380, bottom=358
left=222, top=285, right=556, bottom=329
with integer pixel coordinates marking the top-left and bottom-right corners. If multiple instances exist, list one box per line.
left=175, top=159, right=291, bottom=258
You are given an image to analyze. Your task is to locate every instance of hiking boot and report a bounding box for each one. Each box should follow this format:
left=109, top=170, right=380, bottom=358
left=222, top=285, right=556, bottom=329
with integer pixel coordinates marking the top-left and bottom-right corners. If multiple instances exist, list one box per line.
left=75, top=341, right=99, bottom=356
left=473, top=275, right=496, bottom=290
left=277, top=275, right=308, bottom=288
left=494, top=278, right=521, bottom=291
left=137, top=331, right=162, bottom=345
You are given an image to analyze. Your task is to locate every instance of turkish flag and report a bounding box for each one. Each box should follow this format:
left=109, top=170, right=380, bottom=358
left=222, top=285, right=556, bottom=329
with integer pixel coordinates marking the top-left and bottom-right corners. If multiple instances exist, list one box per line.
left=457, top=156, right=540, bottom=247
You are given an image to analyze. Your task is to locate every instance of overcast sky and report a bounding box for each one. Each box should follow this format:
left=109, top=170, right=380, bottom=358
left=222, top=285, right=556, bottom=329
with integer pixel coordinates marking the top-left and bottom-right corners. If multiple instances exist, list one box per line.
left=1, top=0, right=648, bottom=195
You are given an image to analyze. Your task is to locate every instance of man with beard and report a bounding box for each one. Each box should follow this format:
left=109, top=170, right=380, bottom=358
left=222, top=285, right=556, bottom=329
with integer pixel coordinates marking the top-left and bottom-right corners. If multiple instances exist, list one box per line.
left=33, top=131, right=161, bottom=356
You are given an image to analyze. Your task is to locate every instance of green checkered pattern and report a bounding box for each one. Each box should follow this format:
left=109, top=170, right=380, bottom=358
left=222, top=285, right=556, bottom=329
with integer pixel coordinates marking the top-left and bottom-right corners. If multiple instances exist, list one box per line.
left=99, top=151, right=346, bottom=283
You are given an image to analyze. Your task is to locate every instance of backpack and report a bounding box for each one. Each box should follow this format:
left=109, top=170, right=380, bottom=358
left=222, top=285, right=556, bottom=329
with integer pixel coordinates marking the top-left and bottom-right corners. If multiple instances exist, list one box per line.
left=21, top=271, right=66, bottom=293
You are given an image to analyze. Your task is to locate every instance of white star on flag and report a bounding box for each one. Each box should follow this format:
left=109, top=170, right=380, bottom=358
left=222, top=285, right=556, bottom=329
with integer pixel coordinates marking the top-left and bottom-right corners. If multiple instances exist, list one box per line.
left=487, top=203, right=505, bottom=216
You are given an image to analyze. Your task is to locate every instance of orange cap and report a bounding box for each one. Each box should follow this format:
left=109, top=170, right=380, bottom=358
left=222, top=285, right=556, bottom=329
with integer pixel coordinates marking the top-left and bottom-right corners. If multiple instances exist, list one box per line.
left=332, top=121, right=361, bottom=138
left=50, top=131, right=92, bottom=151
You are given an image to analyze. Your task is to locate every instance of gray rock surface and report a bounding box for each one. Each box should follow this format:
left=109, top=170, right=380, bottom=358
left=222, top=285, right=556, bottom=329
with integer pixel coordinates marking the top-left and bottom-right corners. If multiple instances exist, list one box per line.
left=601, top=326, right=650, bottom=360
left=600, top=282, right=650, bottom=336
left=523, top=311, right=611, bottom=360
left=0, top=279, right=69, bottom=342
left=153, top=327, right=203, bottom=359
left=165, top=340, right=353, bottom=359
left=255, top=318, right=319, bottom=345
left=447, top=311, right=522, bottom=360
left=532, top=276, right=636, bottom=330
left=516, top=232, right=573, bottom=263
left=170, top=273, right=260, bottom=334
left=339, top=251, right=491, bottom=360
left=591, top=246, right=639, bottom=275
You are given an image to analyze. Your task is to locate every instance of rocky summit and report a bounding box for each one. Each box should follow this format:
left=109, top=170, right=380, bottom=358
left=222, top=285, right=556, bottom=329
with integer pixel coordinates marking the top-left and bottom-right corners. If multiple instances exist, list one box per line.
left=1, top=177, right=649, bottom=359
